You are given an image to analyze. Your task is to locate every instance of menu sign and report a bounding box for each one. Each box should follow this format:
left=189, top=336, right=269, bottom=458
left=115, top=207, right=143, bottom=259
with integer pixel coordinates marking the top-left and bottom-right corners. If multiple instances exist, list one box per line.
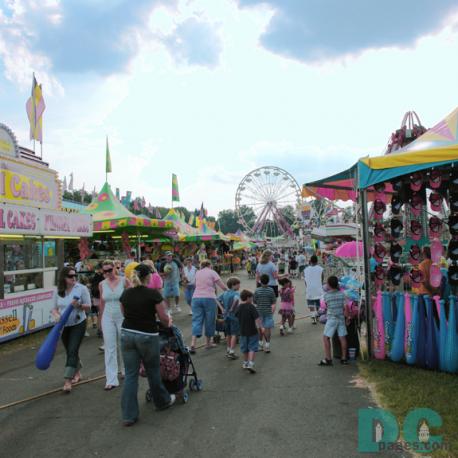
left=0, top=203, right=92, bottom=237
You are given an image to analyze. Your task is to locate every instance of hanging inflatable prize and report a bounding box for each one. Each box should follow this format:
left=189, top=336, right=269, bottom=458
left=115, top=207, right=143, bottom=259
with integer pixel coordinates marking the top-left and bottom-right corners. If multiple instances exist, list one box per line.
left=429, top=192, right=443, bottom=212
left=448, top=239, right=458, bottom=261
left=390, top=242, right=402, bottom=263
left=410, top=192, right=423, bottom=217
left=388, top=265, right=402, bottom=286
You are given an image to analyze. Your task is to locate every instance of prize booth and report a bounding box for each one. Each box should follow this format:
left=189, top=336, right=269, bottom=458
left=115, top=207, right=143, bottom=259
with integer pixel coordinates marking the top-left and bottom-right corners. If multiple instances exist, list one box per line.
left=0, top=123, right=92, bottom=343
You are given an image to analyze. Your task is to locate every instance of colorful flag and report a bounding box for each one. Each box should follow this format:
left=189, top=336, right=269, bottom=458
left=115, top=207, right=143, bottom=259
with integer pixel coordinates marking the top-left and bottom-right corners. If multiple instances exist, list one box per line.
left=155, top=207, right=162, bottom=219
left=26, top=74, right=46, bottom=143
left=172, top=174, right=180, bottom=202
left=106, top=137, right=112, bottom=174
left=199, top=203, right=205, bottom=220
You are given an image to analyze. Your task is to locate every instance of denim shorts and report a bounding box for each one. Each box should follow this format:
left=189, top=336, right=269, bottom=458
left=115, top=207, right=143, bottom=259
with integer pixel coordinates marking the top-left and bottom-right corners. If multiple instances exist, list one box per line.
left=324, top=316, right=347, bottom=337
left=225, top=316, right=240, bottom=336
left=240, top=335, right=259, bottom=353
left=259, top=313, right=274, bottom=329
left=163, top=282, right=180, bottom=298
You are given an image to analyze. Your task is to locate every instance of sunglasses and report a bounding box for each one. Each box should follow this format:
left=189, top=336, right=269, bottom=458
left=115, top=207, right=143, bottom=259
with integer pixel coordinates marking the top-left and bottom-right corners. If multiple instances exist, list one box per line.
left=66, top=274, right=77, bottom=279
left=103, top=268, right=114, bottom=274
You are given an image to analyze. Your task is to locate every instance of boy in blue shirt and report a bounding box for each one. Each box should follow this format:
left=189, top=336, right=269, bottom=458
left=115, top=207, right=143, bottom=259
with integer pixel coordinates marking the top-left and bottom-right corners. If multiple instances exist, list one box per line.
left=218, top=277, right=241, bottom=360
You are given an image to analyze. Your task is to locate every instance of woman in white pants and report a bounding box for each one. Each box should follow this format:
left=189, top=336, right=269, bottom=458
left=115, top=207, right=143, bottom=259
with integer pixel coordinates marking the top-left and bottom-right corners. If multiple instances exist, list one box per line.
left=99, top=260, right=130, bottom=390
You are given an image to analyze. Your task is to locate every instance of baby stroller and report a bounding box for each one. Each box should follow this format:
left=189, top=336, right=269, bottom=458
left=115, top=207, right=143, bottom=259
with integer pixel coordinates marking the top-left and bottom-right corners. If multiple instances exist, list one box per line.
left=145, top=324, right=202, bottom=404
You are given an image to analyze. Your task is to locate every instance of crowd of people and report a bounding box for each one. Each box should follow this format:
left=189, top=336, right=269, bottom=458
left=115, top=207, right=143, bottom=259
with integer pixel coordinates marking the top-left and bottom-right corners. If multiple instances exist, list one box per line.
left=54, top=247, right=351, bottom=426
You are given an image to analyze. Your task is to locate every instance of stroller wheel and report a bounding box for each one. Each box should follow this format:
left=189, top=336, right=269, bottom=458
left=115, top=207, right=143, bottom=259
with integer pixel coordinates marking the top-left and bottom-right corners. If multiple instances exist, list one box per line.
left=196, top=379, right=203, bottom=392
left=145, top=390, right=152, bottom=403
left=189, top=379, right=196, bottom=392
left=182, top=390, right=189, bottom=404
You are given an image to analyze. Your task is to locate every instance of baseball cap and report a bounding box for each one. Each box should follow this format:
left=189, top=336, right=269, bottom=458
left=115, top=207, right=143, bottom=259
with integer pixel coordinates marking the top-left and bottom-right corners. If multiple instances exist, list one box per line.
left=410, top=172, right=423, bottom=192
left=410, top=220, right=422, bottom=241
left=374, top=243, right=386, bottom=262
left=388, top=265, right=402, bottom=286
left=391, top=194, right=403, bottom=215
left=390, top=218, right=403, bottom=239
left=448, top=239, right=458, bottom=261
left=165, top=251, right=173, bottom=256
left=373, top=199, right=386, bottom=219
left=429, top=170, right=442, bottom=189
left=429, top=216, right=443, bottom=237
left=410, top=192, right=423, bottom=217
left=429, top=192, right=443, bottom=212
left=448, top=215, right=458, bottom=236
left=410, top=268, right=425, bottom=288
left=448, top=264, right=458, bottom=286
left=450, top=193, right=458, bottom=214
left=409, top=245, right=421, bottom=265
left=373, top=223, right=386, bottom=242
left=390, top=242, right=402, bottom=263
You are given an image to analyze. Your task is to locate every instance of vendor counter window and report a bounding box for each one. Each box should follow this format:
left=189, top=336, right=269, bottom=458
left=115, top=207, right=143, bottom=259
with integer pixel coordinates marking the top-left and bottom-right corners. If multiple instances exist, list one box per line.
left=1, top=239, right=56, bottom=296
left=3, top=240, right=43, bottom=271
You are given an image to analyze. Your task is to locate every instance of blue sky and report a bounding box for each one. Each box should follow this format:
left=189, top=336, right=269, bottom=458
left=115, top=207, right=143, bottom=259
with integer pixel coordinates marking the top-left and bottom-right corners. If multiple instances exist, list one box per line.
left=1, top=0, right=458, bottom=215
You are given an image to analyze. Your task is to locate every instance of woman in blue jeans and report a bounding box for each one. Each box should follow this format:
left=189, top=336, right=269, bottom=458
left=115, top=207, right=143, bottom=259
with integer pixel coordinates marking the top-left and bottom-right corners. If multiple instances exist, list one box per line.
left=190, top=260, right=227, bottom=353
left=119, top=264, right=175, bottom=426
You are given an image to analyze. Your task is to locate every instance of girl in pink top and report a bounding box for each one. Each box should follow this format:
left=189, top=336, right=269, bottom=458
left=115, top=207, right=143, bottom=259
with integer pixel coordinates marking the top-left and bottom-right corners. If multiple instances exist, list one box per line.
left=278, top=278, right=295, bottom=335
left=143, top=261, right=163, bottom=290
left=190, top=260, right=227, bottom=353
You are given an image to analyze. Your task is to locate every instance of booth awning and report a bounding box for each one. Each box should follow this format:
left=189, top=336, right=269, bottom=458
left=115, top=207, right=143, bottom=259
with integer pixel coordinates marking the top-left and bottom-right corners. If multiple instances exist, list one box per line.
left=81, top=182, right=174, bottom=233
left=358, top=107, right=458, bottom=188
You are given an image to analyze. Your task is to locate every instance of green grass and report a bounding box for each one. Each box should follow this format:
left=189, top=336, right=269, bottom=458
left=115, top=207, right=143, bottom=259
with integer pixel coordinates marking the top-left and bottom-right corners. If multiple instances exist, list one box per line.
left=358, top=360, right=458, bottom=457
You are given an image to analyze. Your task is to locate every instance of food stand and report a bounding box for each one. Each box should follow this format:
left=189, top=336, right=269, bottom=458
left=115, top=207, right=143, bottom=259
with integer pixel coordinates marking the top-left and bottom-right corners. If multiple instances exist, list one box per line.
left=0, top=123, right=92, bottom=343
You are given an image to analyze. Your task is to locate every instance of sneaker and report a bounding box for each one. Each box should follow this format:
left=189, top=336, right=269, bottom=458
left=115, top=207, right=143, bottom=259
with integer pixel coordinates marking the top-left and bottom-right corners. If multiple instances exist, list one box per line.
left=84, top=331, right=90, bottom=337
left=227, top=352, right=239, bottom=360
left=280, top=326, right=285, bottom=336
left=242, top=361, right=249, bottom=370
left=247, top=362, right=256, bottom=373
left=264, top=343, right=271, bottom=353
left=287, top=327, right=293, bottom=334
left=258, top=341, right=264, bottom=351
left=98, top=345, right=105, bottom=352
left=175, top=307, right=182, bottom=313
left=159, top=394, right=176, bottom=410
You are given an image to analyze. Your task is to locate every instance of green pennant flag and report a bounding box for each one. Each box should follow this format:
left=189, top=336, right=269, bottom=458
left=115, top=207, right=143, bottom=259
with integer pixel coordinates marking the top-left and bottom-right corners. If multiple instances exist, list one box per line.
left=106, top=137, right=112, bottom=174
left=172, top=173, right=180, bottom=202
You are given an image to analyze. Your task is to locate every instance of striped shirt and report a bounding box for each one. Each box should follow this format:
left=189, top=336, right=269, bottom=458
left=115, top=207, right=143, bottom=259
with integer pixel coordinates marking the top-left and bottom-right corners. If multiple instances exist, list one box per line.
left=324, top=290, right=345, bottom=318
left=254, top=286, right=276, bottom=315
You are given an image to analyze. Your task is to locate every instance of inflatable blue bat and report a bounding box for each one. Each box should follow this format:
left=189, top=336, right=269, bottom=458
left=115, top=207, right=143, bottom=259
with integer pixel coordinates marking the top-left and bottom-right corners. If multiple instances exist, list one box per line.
left=35, top=304, right=74, bottom=370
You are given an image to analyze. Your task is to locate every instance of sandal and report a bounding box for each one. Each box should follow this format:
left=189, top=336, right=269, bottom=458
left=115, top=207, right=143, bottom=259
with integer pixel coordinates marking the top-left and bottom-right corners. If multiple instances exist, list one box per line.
left=205, top=343, right=217, bottom=350
left=71, top=372, right=81, bottom=384
left=318, top=359, right=333, bottom=366
left=104, top=385, right=117, bottom=391
left=341, top=359, right=349, bottom=365
left=62, top=381, right=72, bottom=393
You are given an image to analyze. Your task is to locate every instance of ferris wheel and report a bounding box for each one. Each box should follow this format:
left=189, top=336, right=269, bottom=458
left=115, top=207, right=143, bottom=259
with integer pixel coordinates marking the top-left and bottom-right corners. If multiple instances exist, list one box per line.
left=235, top=166, right=302, bottom=238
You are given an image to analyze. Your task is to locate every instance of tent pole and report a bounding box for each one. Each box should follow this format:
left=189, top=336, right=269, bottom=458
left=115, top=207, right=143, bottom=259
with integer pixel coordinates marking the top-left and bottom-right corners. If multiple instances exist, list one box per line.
left=137, top=234, right=141, bottom=262
left=361, top=188, right=372, bottom=358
